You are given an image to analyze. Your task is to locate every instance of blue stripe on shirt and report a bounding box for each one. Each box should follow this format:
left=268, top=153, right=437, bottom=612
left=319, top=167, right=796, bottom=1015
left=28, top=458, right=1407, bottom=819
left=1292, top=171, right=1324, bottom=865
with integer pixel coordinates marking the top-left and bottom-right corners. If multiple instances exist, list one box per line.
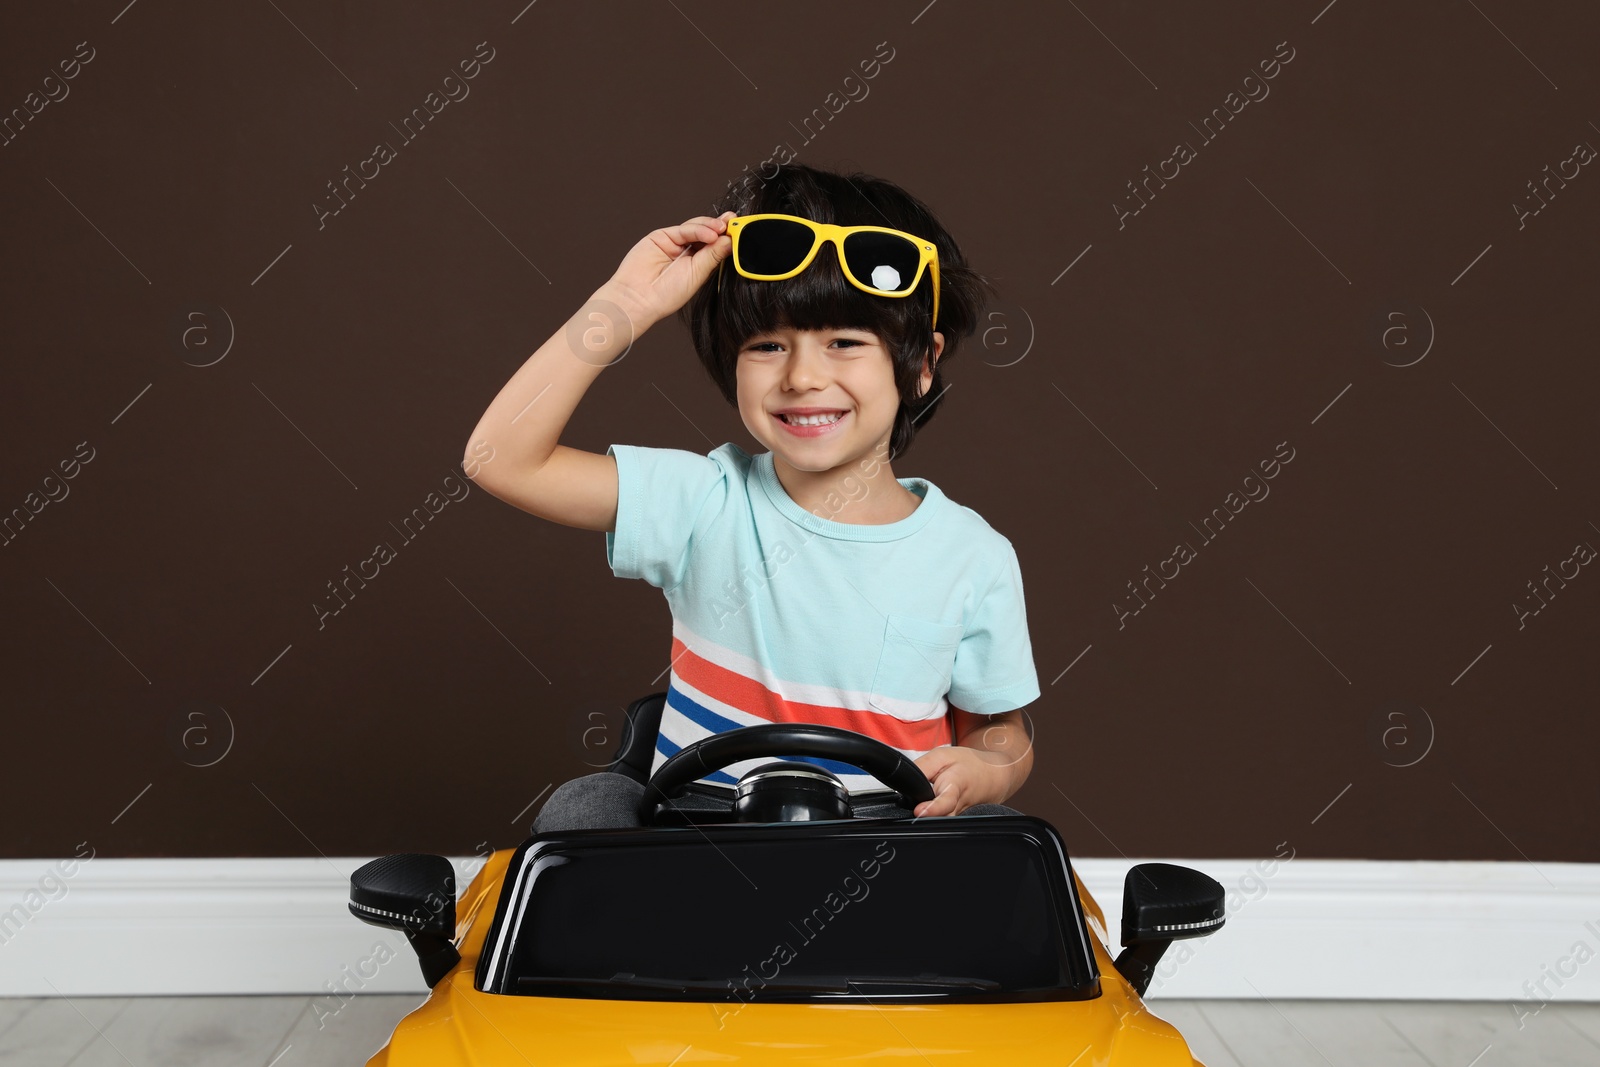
left=653, top=730, right=739, bottom=784
left=662, top=684, right=872, bottom=779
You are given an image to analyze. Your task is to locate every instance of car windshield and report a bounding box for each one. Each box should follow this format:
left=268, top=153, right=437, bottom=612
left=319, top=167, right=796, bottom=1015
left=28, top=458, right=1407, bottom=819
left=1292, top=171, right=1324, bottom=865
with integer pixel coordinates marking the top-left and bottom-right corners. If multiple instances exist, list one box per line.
left=479, top=825, right=1097, bottom=1002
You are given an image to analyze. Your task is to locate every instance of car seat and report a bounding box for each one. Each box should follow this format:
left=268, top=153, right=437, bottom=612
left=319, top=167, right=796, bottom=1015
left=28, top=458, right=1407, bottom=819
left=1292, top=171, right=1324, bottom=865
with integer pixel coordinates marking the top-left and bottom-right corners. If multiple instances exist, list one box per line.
left=610, top=691, right=667, bottom=785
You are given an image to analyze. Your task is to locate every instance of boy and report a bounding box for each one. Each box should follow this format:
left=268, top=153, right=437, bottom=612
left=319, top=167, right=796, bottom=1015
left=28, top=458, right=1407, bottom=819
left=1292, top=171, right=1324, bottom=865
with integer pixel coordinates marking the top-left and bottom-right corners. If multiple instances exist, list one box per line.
left=466, top=165, right=1040, bottom=830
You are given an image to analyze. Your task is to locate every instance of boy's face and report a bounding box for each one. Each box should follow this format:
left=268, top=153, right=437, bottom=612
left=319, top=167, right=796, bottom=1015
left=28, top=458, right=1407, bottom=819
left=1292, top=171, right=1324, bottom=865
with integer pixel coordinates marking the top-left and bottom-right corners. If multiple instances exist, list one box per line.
left=734, top=325, right=942, bottom=477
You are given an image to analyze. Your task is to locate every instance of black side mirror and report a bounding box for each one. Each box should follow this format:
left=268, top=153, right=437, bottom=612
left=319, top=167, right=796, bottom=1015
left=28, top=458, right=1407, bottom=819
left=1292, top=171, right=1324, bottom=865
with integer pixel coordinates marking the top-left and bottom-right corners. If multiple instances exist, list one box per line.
left=349, top=853, right=460, bottom=988
left=1112, top=862, right=1225, bottom=997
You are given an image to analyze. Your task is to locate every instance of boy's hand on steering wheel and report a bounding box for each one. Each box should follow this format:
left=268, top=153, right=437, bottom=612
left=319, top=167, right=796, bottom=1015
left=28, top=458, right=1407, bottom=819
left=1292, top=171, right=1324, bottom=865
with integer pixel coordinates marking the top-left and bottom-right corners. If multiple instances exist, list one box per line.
left=600, top=211, right=736, bottom=329
left=911, top=747, right=1009, bottom=817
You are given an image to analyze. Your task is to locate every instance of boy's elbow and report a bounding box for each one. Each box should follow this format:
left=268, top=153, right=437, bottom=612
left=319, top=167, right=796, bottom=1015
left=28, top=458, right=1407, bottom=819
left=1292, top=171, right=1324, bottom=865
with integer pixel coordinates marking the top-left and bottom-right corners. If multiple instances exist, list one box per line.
left=1005, top=714, right=1036, bottom=794
left=995, top=745, right=1033, bottom=805
left=461, top=435, right=497, bottom=483
left=1016, top=742, right=1036, bottom=783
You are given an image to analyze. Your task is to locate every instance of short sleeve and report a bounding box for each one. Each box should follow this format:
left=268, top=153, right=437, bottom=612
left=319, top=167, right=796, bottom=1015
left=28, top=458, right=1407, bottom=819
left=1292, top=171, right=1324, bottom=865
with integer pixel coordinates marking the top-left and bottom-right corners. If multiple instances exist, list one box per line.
left=945, top=543, right=1042, bottom=715
left=605, top=443, right=730, bottom=591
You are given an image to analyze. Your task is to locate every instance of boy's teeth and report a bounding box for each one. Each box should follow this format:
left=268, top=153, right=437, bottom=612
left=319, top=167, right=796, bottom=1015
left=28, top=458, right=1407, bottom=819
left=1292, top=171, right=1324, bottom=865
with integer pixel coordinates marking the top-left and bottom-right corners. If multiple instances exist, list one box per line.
left=784, top=412, right=843, bottom=426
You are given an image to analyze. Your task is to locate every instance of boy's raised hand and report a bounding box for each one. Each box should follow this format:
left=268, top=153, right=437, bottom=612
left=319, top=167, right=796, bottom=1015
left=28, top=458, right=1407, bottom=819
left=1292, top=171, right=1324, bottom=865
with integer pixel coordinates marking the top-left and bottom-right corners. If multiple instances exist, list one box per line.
left=600, top=210, right=736, bottom=328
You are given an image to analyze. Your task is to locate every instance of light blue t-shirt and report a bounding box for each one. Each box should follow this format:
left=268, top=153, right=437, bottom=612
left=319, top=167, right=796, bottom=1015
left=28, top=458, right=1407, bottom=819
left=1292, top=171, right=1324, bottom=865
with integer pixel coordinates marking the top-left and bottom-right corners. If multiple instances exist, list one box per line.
left=605, top=441, right=1040, bottom=793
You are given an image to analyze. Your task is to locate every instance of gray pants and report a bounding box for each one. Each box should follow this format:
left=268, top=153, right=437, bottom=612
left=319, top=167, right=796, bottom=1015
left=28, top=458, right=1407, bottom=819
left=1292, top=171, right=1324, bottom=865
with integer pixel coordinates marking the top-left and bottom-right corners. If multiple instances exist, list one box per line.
left=532, top=770, right=1024, bottom=834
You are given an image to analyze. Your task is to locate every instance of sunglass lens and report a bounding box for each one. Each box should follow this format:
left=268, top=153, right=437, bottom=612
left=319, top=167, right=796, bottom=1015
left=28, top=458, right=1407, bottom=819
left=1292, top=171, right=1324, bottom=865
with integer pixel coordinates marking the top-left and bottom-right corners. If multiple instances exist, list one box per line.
left=842, top=231, right=922, bottom=294
left=738, top=218, right=816, bottom=275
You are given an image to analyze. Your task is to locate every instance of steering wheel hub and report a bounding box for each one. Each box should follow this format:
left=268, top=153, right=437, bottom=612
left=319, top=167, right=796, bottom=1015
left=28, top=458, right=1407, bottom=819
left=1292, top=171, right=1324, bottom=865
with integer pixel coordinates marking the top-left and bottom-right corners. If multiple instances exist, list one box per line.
left=733, top=761, right=851, bottom=823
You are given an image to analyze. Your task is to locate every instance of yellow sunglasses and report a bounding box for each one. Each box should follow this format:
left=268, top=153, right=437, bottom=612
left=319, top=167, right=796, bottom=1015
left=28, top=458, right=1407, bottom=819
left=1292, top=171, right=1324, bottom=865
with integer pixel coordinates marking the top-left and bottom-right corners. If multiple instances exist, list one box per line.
left=718, top=213, right=940, bottom=331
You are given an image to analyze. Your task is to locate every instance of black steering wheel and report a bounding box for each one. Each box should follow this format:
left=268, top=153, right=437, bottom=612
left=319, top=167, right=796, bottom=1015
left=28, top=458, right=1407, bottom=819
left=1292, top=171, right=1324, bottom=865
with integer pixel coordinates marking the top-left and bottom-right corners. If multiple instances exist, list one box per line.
left=637, top=723, right=937, bottom=825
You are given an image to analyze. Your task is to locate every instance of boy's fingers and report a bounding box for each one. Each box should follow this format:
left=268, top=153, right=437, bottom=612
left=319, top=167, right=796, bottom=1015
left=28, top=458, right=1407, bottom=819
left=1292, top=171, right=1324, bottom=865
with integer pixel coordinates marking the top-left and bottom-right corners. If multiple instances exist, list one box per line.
left=686, top=234, right=730, bottom=277
left=676, top=214, right=730, bottom=238
left=915, top=775, right=962, bottom=817
left=663, top=222, right=727, bottom=257
left=654, top=213, right=733, bottom=259
left=660, top=225, right=705, bottom=250
left=654, top=219, right=697, bottom=243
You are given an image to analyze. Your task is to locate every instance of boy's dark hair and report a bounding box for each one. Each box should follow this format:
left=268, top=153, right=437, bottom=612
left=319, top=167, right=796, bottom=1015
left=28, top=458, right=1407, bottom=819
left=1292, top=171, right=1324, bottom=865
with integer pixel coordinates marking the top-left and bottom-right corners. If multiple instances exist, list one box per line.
left=680, top=163, right=989, bottom=461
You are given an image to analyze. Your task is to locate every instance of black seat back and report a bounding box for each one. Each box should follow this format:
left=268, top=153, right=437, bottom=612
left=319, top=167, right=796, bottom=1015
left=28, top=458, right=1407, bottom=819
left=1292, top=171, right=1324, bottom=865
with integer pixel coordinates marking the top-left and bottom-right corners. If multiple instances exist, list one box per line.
left=610, top=691, right=667, bottom=785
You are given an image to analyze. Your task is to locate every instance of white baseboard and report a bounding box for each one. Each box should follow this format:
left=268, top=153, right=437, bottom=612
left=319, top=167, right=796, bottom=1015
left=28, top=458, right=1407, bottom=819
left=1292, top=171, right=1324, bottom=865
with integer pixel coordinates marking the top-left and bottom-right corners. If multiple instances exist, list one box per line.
left=2, top=855, right=1597, bottom=1001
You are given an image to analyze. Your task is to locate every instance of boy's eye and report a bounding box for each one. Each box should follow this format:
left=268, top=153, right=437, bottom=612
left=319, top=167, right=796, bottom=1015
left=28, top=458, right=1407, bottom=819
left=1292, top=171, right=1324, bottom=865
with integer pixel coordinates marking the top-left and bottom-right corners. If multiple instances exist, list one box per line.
left=744, top=338, right=868, bottom=353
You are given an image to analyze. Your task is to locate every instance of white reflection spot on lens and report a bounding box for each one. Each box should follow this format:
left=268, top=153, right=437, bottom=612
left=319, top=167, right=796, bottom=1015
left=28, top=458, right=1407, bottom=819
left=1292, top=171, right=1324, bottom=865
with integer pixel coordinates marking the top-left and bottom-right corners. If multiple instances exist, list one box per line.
left=870, top=264, right=901, bottom=290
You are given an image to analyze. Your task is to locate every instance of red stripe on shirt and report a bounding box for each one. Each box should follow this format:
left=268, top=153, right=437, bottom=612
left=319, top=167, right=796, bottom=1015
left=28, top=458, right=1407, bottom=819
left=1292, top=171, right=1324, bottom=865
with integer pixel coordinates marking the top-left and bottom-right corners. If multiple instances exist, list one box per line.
left=670, top=635, right=953, bottom=751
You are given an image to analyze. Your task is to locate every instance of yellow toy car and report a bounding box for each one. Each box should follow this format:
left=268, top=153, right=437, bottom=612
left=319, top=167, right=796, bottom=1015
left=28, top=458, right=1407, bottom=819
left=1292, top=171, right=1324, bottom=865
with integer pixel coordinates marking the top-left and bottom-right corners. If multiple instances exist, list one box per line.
left=349, top=698, right=1226, bottom=1065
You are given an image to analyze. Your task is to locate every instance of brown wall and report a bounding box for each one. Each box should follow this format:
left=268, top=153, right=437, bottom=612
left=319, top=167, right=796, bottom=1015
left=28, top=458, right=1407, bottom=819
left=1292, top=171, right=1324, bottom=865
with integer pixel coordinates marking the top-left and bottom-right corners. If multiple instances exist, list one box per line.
left=2, top=2, right=1594, bottom=864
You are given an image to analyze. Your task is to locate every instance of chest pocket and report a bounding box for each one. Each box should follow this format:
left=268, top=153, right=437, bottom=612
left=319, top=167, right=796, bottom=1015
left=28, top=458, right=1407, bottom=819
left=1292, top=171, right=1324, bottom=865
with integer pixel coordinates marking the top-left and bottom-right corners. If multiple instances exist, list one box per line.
left=868, top=613, right=966, bottom=717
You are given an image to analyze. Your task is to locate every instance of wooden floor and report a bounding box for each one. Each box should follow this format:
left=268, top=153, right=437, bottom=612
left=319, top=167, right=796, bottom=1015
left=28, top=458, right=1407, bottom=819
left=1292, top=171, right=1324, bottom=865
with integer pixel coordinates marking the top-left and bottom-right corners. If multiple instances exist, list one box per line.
left=2, top=994, right=1597, bottom=1065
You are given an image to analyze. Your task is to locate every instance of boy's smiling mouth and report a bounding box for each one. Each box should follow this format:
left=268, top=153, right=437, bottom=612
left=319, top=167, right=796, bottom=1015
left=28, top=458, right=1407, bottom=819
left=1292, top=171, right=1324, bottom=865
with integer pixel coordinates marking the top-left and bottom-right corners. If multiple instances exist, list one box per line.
left=772, top=407, right=849, bottom=435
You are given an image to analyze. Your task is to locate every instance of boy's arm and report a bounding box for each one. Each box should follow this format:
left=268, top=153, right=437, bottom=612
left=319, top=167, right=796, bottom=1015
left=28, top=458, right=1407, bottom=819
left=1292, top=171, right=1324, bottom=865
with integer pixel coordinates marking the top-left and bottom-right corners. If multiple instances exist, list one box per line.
left=911, top=706, right=1034, bottom=817
left=462, top=212, right=733, bottom=531
left=919, top=543, right=1041, bottom=816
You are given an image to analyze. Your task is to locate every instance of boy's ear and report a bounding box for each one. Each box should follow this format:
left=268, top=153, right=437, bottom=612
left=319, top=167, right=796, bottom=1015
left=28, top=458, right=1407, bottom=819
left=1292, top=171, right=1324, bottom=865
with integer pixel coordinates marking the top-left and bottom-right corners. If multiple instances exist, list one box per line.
left=915, top=332, right=945, bottom=398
